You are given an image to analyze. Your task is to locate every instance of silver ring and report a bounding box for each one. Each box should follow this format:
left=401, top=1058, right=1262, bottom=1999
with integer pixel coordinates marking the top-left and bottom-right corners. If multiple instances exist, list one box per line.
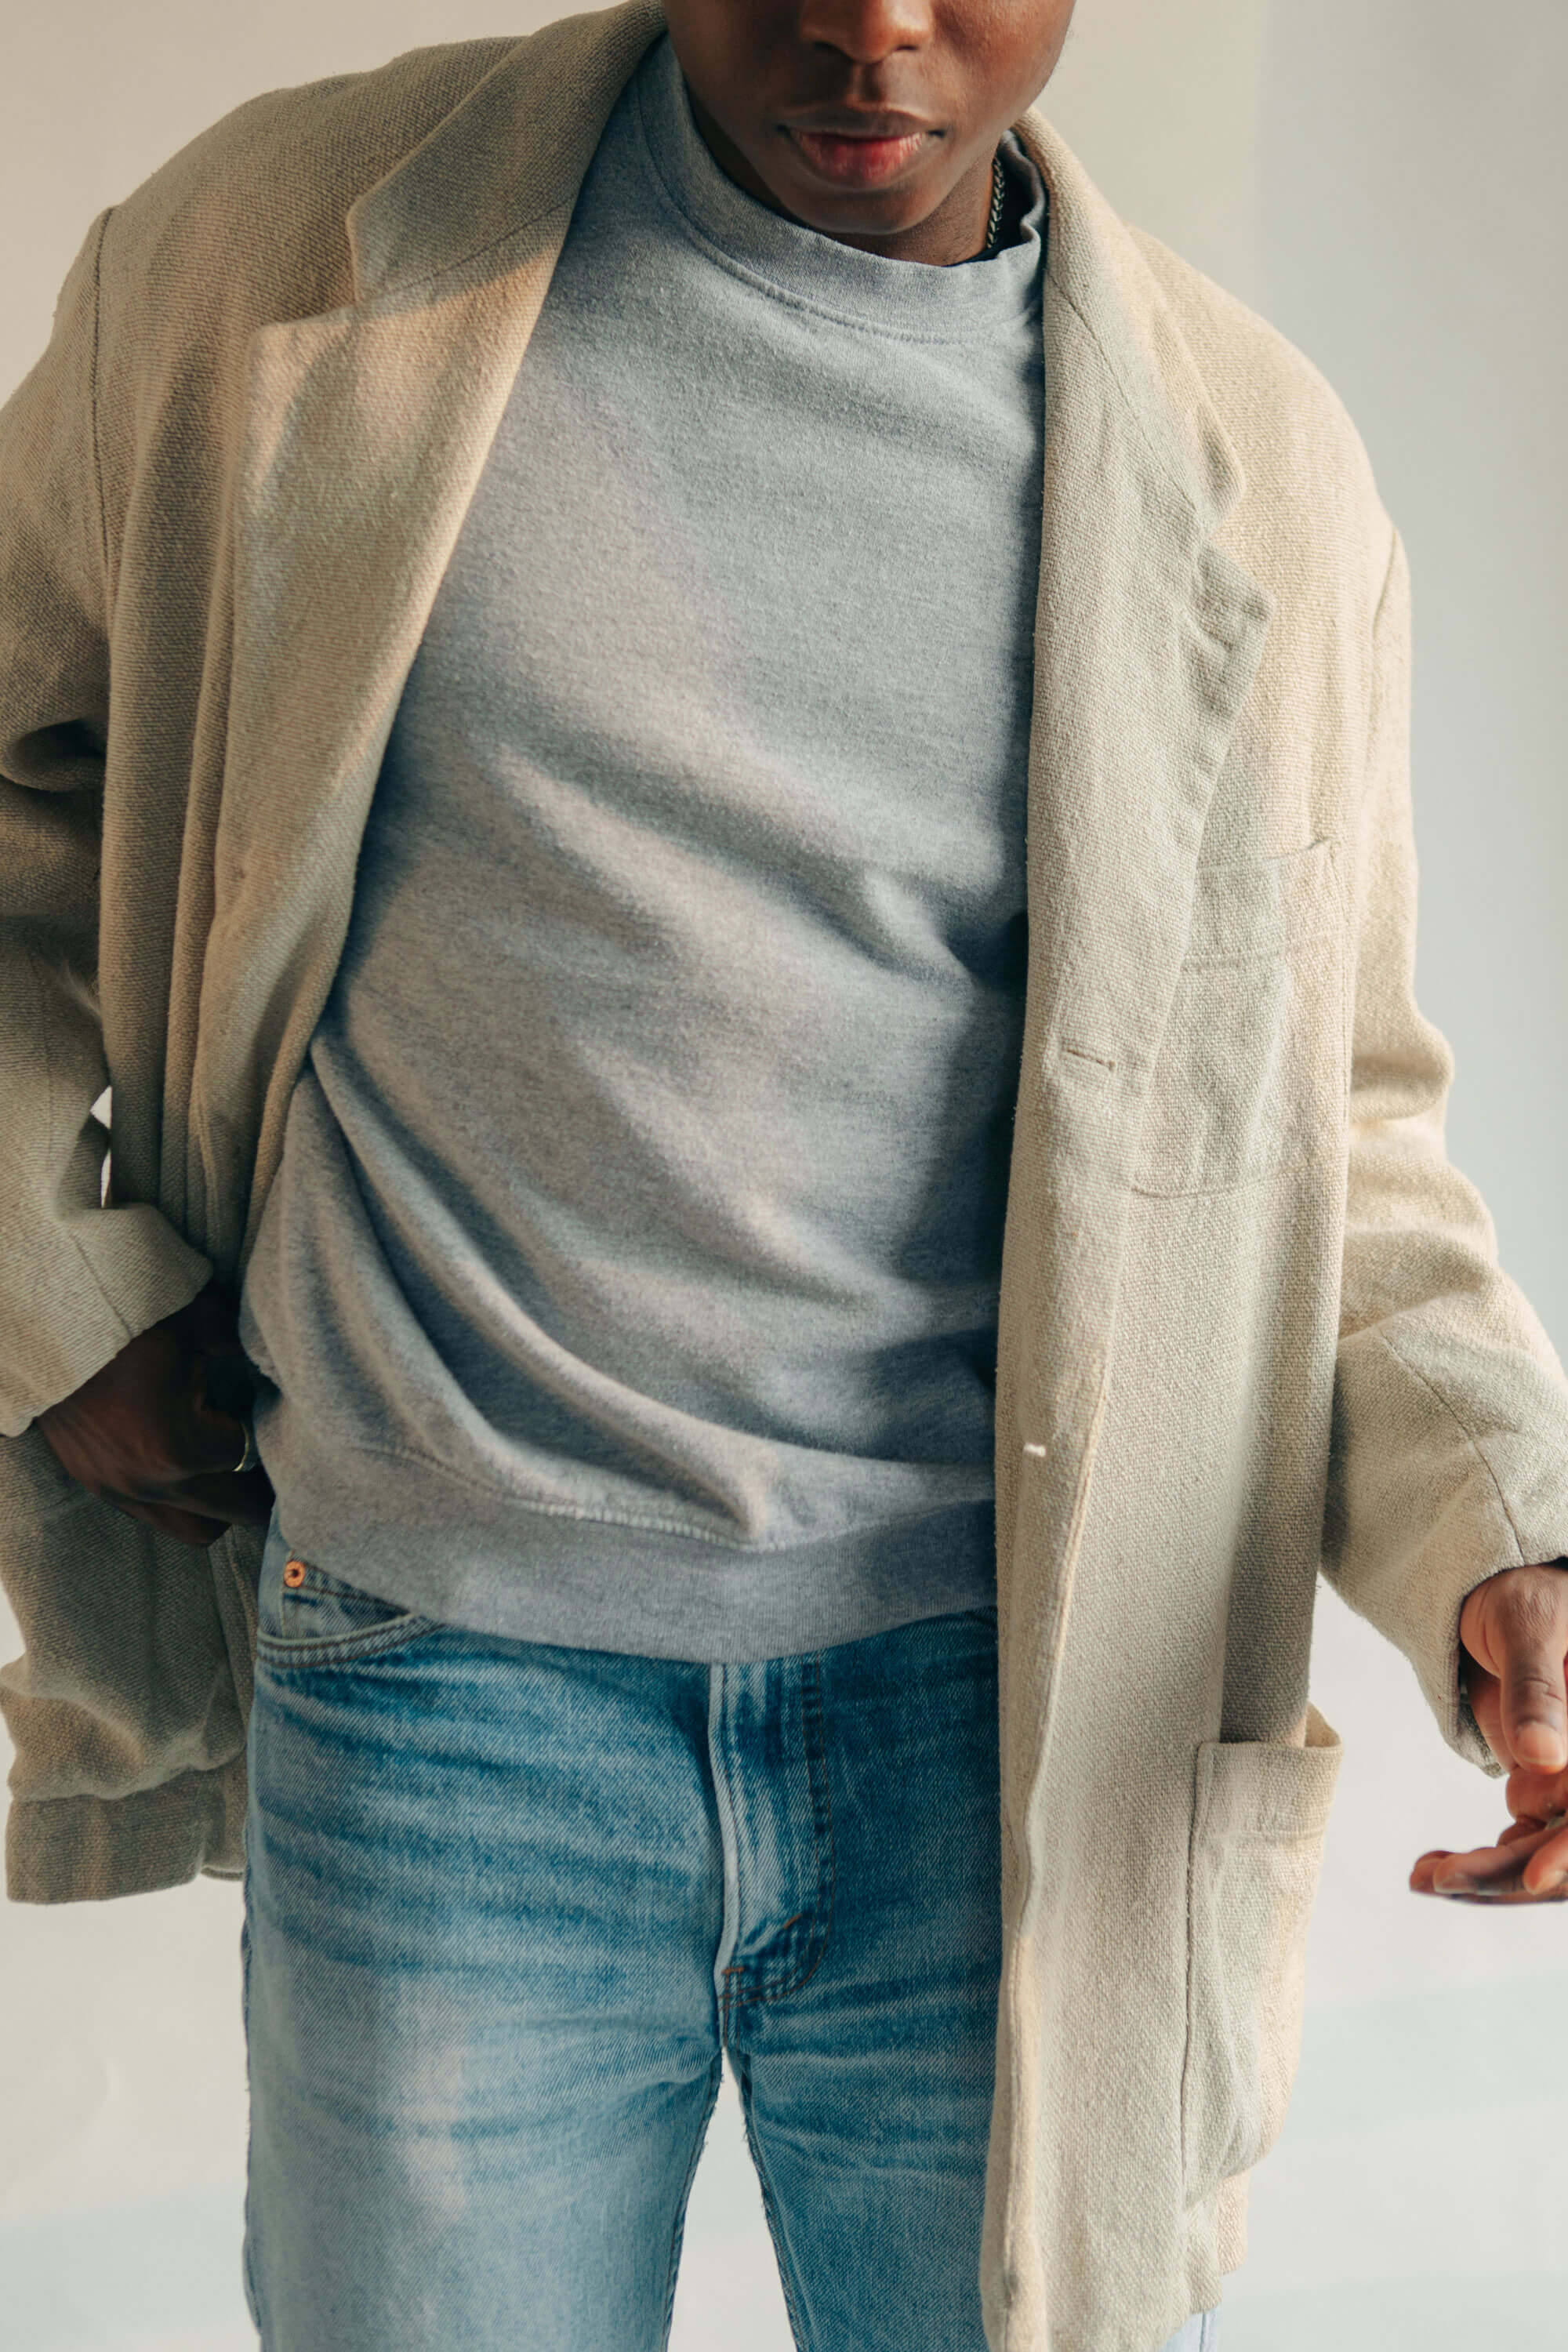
left=231, top=1410, right=260, bottom=1475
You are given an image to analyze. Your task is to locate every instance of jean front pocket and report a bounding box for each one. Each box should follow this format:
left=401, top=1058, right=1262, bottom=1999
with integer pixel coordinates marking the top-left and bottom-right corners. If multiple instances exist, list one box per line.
left=1180, top=1702, right=1345, bottom=2206
left=256, top=1546, right=440, bottom=1671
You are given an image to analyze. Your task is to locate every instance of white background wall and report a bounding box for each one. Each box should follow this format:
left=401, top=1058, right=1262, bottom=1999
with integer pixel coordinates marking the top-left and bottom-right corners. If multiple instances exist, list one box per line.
left=2, top=4, right=1565, bottom=2346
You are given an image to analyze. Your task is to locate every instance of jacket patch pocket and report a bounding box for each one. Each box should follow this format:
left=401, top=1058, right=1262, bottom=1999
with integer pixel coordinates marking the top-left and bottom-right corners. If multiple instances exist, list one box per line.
left=256, top=1552, right=439, bottom=1669
left=1132, top=837, right=1345, bottom=1196
left=1180, top=1703, right=1344, bottom=2208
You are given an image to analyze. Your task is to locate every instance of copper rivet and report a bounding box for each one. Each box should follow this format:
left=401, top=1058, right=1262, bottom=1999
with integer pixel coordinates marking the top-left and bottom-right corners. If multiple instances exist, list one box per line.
left=283, top=1559, right=307, bottom=1588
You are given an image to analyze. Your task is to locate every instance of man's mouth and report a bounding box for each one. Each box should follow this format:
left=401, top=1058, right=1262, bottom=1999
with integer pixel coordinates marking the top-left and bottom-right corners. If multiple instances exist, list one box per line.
left=786, top=127, right=935, bottom=187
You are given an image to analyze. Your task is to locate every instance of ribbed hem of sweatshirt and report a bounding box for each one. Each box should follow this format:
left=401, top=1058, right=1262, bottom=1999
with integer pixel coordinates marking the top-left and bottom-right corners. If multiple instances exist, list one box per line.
left=258, top=1431, right=998, bottom=1664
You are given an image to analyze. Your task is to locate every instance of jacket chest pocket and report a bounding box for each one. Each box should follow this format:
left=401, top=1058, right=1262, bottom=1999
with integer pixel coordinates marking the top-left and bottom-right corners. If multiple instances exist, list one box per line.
left=1131, top=837, right=1346, bottom=1197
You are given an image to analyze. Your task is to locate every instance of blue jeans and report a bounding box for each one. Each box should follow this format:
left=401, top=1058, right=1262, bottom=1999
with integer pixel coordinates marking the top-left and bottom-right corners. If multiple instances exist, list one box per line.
left=241, top=1508, right=1219, bottom=2351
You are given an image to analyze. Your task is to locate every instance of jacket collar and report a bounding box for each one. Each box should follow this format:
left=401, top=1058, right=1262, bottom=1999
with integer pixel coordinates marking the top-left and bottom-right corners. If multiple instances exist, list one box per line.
left=347, top=1, right=670, bottom=303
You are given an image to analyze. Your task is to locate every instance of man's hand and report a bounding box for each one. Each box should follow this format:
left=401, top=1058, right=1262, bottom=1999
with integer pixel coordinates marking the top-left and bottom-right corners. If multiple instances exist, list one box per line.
left=1410, top=1559, right=1568, bottom=1904
left=34, top=1280, right=275, bottom=1547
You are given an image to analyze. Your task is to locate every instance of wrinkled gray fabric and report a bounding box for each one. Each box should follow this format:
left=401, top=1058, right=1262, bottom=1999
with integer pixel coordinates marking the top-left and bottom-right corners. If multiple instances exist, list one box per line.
left=238, top=28, right=1047, bottom=1659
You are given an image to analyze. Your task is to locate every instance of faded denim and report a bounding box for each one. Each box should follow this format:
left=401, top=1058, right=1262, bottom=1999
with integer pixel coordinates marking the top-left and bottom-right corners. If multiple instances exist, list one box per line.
left=241, top=1508, right=1218, bottom=2352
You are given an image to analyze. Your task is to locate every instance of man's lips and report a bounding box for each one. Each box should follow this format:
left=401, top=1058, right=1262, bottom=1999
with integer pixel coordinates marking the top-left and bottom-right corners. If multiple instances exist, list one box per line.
left=787, top=126, right=935, bottom=187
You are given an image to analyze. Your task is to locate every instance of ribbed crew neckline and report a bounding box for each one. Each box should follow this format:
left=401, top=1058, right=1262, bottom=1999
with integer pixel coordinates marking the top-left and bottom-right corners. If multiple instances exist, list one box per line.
left=631, top=31, right=1047, bottom=338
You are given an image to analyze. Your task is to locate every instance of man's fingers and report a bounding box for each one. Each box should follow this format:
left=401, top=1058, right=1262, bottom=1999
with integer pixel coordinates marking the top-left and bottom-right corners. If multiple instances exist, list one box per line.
left=187, top=1396, right=251, bottom=1469
left=1409, top=1848, right=1456, bottom=1893
left=1481, top=1573, right=1568, bottom=1773
left=180, top=1349, right=252, bottom=1463
left=1504, top=1759, right=1568, bottom=1820
left=1501, top=1656, right=1568, bottom=1773
left=1425, top=1809, right=1568, bottom=1899
left=168, top=1465, right=275, bottom=1528
left=1434, top=1825, right=1554, bottom=1882
left=107, top=1465, right=274, bottom=1541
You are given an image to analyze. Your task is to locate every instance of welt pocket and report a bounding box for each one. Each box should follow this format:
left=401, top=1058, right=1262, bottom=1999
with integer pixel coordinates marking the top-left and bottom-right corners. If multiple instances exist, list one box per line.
left=1131, top=837, right=1347, bottom=1196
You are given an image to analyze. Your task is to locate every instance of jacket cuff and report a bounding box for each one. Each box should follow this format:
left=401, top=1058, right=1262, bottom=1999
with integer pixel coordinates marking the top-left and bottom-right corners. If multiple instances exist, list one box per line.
left=3, top=1750, right=247, bottom=1905
left=3, top=1207, right=212, bottom=1435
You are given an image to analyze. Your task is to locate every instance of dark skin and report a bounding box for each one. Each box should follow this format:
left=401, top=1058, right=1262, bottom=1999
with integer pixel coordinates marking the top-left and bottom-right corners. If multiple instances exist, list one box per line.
left=33, top=0, right=1568, bottom=1901
left=662, top=0, right=1079, bottom=265
left=37, top=1281, right=274, bottom=1547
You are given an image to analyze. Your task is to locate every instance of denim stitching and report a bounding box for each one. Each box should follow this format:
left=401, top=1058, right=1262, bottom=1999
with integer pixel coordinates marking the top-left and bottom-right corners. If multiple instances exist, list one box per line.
left=256, top=1613, right=441, bottom=1670
left=722, top=1656, right=837, bottom=2015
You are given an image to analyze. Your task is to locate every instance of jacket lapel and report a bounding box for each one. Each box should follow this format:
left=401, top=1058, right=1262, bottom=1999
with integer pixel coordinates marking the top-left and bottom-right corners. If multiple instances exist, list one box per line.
left=995, top=108, right=1275, bottom=1933
left=191, top=0, right=670, bottom=1266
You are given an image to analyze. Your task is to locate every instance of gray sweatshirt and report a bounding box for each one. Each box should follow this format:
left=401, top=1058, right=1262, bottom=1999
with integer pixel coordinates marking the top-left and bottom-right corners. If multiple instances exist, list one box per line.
left=237, top=28, right=1047, bottom=1661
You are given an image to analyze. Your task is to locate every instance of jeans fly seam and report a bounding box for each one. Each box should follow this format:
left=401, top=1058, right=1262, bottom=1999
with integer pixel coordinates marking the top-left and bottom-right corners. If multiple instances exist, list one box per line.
left=724, top=1655, right=837, bottom=2016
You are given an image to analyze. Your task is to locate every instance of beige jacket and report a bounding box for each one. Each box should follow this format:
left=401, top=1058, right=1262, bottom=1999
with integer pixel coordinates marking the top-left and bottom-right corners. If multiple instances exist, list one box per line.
left=5, top=5, right=1568, bottom=2345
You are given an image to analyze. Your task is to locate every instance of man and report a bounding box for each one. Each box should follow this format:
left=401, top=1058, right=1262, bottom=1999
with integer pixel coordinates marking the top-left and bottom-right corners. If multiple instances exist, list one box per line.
left=4, top=2, right=1567, bottom=2347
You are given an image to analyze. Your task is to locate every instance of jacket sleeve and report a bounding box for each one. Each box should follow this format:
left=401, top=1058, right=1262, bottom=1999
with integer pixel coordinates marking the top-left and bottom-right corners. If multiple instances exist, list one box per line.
left=1321, top=520, right=1568, bottom=1777
left=0, top=212, right=212, bottom=1436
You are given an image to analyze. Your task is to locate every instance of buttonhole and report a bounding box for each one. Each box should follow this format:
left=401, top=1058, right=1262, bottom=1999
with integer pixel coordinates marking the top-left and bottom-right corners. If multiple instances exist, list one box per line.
left=1059, top=1040, right=1116, bottom=1076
